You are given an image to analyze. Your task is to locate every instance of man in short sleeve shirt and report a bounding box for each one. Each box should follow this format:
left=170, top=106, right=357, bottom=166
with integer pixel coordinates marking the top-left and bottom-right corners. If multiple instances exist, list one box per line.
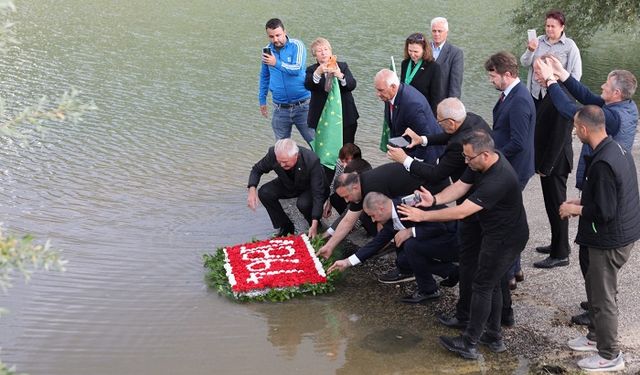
left=397, top=129, right=528, bottom=359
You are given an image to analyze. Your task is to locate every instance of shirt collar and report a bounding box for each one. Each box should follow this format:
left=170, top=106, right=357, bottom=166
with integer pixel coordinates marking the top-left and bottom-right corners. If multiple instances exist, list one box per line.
left=502, top=78, right=521, bottom=97
left=432, top=40, right=446, bottom=50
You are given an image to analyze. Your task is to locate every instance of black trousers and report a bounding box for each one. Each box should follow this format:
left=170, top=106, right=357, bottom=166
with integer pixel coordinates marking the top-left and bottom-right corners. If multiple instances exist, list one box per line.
left=402, top=228, right=459, bottom=294
left=540, top=174, right=570, bottom=259
left=464, top=235, right=527, bottom=344
left=258, top=179, right=313, bottom=229
left=455, top=219, right=482, bottom=321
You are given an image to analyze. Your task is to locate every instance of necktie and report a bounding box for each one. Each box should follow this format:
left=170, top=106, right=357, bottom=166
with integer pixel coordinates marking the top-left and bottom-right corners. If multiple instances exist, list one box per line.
left=499, top=92, right=505, bottom=103
left=389, top=103, right=394, bottom=120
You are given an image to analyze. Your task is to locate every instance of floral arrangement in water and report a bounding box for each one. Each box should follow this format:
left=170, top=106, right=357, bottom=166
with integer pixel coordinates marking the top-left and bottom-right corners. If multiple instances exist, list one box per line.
left=203, top=234, right=340, bottom=302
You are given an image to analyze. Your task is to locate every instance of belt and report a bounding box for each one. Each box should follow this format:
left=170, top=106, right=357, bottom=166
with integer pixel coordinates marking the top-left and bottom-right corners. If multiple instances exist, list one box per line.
left=273, top=98, right=309, bottom=109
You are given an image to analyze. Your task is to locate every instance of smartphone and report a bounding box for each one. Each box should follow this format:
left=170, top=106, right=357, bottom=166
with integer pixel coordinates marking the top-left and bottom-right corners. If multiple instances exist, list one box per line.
left=262, top=47, right=271, bottom=55
left=388, top=136, right=410, bottom=148
left=401, top=193, right=422, bottom=207
left=527, top=29, right=537, bottom=41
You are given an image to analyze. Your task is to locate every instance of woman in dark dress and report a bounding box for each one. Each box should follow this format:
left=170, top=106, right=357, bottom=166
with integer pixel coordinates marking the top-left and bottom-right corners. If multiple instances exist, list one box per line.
left=304, top=37, right=359, bottom=145
left=400, top=32, right=444, bottom=115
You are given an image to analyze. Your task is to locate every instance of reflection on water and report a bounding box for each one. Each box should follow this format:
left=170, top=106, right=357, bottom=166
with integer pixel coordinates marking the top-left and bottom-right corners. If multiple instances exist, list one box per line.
left=0, top=0, right=638, bottom=374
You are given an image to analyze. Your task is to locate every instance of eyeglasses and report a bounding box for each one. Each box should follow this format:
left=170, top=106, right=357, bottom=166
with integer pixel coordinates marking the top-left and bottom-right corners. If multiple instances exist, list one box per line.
left=437, top=118, right=453, bottom=126
left=407, top=33, right=425, bottom=43
left=461, top=152, right=484, bottom=162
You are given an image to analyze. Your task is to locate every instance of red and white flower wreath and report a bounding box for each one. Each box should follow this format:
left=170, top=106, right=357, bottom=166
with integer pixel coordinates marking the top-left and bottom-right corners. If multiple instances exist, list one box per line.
left=222, top=234, right=327, bottom=297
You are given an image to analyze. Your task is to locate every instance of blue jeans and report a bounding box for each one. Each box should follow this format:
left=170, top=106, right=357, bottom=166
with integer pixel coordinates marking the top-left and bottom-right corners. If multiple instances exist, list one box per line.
left=272, top=102, right=314, bottom=144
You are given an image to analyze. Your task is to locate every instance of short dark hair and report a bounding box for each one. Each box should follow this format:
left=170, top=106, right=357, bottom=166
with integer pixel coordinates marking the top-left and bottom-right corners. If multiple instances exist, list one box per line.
left=265, top=18, right=284, bottom=30
left=403, top=33, right=433, bottom=62
left=462, top=129, right=495, bottom=154
left=338, top=143, right=362, bottom=160
left=334, top=172, right=360, bottom=190
left=575, top=105, right=605, bottom=131
left=344, top=158, right=372, bottom=174
left=484, top=51, right=518, bottom=77
left=546, top=10, right=566, bottom=26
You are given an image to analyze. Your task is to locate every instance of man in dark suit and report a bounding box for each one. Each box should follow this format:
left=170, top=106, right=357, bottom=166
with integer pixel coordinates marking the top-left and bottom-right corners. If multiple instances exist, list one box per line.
left=430, top=17, right=464, bottom=98
left=375, top=68, right=444, bottom=164
left=304, top=38, right=359, bottom=144
left=485, top=51, right=536, bottom=189
left=327, top=192, right=459, bottom=303
left=485, top=51, right=535, bottom=327
left=316, top=163, right=423, bottom=262
left=247, top=138, right=327, bottom=237
left=532, top=71, right=573, bottom=269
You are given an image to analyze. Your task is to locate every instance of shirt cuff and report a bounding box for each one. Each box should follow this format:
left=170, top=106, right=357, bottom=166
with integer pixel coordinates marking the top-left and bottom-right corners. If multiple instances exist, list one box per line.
left=313, top=73, right=322, bottom=84
left=402, top=156, right=414, bottom=172
left=347, top=254, right=361, bottom=266
left=339, top=77, right=347, bottom=86
left=421, top=136, right=428, bottom=147
left=326, top=227, right=335, bottom=236
left=411, top=227, right=416, bottom=238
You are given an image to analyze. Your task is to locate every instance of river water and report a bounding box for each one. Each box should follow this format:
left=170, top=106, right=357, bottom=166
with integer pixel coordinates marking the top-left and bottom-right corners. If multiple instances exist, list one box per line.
left=0, top=1, right=638, bottom=374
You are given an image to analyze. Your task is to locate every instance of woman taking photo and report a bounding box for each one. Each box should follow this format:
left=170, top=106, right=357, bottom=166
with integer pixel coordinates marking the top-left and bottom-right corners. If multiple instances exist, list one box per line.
left=400, top=32, right=444, bottom=115
left=521, top=9, right=582, bottom=104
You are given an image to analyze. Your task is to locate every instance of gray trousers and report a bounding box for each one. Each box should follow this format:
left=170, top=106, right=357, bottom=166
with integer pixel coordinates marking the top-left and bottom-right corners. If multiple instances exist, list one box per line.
left=585, top=243, right=634, bottom=360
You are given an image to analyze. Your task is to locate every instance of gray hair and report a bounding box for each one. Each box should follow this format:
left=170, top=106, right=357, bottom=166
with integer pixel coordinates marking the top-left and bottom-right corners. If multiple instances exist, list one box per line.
left=430, top=17, right=449, bottom=31
left=363, top=192, right=390, bottom=212
left=608, top=70, right=637, bottom=100
left=274, top=138, right=299, bottom=157
left=375, top=68, right=400, bottom=87
left=437, top=97, right=467, bottom=122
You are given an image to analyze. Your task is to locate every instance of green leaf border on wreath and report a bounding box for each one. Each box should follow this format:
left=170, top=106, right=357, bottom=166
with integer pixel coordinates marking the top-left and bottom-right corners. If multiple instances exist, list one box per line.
left=202, top=236, right=343, bottom=302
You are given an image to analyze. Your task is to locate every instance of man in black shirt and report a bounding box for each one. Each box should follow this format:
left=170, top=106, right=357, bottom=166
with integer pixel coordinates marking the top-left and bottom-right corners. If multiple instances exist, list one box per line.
left=398, top=129, right=529, bottom=359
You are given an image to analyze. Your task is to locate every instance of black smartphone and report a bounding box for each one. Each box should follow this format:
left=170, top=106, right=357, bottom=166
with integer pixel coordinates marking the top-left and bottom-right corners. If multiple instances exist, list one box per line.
left=387, top=136, right=410, bottom=148
left=262, top=47, right=271, bottom=55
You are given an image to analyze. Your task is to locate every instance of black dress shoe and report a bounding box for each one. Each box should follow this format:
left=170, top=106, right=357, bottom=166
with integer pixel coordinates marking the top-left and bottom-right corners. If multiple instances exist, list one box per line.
left=400, top=289, right=441, bottom=304
left=439, top=335, right=479, bottom=360
left=440, top=271, right=459, bottom=288
left=571, top=311, right=591, bottom=326
left=501, top=311, right=515, bottom=327
left=437, top=314, right=468, bottom=329
left=378, top=269, right=415, bottom=284
left=535, top=245, right=552, bottom=254
left=275, top=224, right=295, bottom=237
left=580, top=301, right=589, bottom=311
left=533, top=256, right=570, bottom=269
left=514, top=270, right=524, bottom=282
left=479, top=333, right=507, bottom=353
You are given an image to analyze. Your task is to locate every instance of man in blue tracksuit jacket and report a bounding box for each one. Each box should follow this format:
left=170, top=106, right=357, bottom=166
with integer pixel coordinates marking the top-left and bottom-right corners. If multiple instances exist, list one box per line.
left=259, top=18, right=314, bottom=144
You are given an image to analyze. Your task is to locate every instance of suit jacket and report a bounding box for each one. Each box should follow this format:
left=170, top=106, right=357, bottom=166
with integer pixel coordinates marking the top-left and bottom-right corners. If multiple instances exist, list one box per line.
left=304, top=61, right=359, bottom=129
left=492, top=81, right=536, bottom=186
left=354, top=200, right=457, bottom=263
left=534, top=86, right=573, bottom=176
left=385, top=83, right=443, bottom=163
left=410, top=112, right=492, bottom=194
left=434, top=42, right=464, bottom=98
left=349, top=163, right=423, bottom=212
left=248, top=146, right=327, bottom=219
left=400, top=58, right=444, bottom=115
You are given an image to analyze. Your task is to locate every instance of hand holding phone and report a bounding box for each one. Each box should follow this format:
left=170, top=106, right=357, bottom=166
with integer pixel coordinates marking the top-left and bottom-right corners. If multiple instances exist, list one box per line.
left=388, top=136, right=410, bottom=148
left=262, top=47, right=271, bottom=55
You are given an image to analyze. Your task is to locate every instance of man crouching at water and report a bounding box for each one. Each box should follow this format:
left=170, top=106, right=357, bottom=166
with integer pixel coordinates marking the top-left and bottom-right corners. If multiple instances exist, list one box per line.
left=398, top=129, right=528, bottom=359
left=327, top=192, right=459, bottom=303
left=247, top=138, right=327, bottom=237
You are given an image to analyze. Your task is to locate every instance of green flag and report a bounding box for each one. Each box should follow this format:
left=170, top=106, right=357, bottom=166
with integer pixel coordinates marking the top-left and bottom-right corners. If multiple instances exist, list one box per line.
left=312, top=76, right=343, bottom=169
left=379, top=56, right=396, bottom=152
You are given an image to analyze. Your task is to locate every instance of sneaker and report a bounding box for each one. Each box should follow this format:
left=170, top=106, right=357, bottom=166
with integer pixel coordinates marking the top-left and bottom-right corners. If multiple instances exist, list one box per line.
left=439, top=335, right=480, bottom=360
left=567, top=336, right=598, bottom=352
left=377, top=269, right=415, bottom=284
left=479, top=333, right=507, bottom=353
left=399, top=289, right=441, bottom=304
left=577, top=352, right=624, bottom=372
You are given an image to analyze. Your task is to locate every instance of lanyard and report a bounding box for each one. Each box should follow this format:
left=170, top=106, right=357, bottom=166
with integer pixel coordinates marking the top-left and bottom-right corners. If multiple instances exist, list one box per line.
left=404, top=60, right=422, bottom=84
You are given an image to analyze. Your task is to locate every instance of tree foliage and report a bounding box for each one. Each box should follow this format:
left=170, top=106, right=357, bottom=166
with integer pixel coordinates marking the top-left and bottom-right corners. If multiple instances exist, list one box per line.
left=511, top=0, right=640, bottom=48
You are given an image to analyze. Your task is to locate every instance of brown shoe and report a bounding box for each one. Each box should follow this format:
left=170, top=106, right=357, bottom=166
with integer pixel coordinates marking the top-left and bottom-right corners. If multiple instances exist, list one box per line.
left=515, top=270, right=524, bottom=282
left=508, top=278, right=517, bottom=290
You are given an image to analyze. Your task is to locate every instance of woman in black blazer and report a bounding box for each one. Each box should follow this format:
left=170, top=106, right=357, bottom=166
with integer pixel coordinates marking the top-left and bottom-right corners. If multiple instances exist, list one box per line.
left=400, top=33, right=444, bottom=115
left=304, top=38, right=359, bottom=144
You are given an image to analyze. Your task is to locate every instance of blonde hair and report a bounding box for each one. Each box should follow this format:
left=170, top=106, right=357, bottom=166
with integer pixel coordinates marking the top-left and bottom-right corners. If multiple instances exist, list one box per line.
left=310, top=37, right=332, bottom=57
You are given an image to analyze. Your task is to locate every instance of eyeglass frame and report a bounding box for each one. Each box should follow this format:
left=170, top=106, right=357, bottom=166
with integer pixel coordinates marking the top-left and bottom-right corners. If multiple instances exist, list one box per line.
left=437, top=117, right=453, bottom=126
left=461, top=151, right=485, bottom=162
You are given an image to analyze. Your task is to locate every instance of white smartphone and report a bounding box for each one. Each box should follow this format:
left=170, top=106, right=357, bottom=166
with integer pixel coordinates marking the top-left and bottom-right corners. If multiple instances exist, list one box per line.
left=527, top=29, right=537, bottom=41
